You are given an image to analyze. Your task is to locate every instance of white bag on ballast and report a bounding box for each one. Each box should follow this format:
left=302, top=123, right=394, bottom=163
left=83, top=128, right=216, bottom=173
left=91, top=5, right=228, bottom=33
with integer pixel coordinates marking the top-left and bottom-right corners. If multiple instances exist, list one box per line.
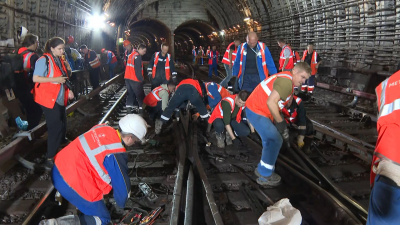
left=258, top=198, right=302, bottom=225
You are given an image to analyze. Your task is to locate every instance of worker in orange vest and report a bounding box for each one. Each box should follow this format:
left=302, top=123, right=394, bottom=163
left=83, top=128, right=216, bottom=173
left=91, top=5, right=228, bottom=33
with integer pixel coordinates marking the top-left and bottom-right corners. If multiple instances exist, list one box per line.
left=125, top=44, right=147, bottom=114
left=192, top=46, right=197, bottom=64
left=245, top=62, right=311, bottom=186
left=198, top=46, right=205, bottom=65
left=277, top=38, right=294, bottom=72
left=101, top=48, right=117, bottom=79
left=220, top=39, right=241, bottom=88
left=208, top=46, right=219, bottom=78
left=80, top=45, right=101, bottom=89
left=40, top=114, right=147, bottom=224
left=147, top=43, right=177, bottom=90
left=206, top=46, right=211, bottom=56
left=287, top=43, right=300, bottom=65
left=301, top=43, right=322, bottom=94
left=123, top=40, right=134, bottom=66
left=204, top=82, right=230, bottom=109
left=367, top=71, right=400, bottom=225
left=208, top=91, right=250, bottom=148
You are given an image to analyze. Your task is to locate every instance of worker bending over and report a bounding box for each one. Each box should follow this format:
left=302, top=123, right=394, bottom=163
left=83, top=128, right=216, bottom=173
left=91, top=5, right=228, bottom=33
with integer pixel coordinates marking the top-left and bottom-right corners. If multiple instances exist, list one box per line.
left=125, top=44, right=146, bottom=114
left=101, top=48, right=117, bottom=79
left=80, top=45, right=101, bottom=89
left=147, top=43, right=177, bottom=90
left=208, top=91, right=250, bottom=148
left=282, top=95, right=314, bottom=152
left=245, top=62, right=311, bottom=186
left=205, top=82, right=230, bottom=110
left=45, top=114, right=147, bottom=224
left=208, top=46, right=219, bottom=78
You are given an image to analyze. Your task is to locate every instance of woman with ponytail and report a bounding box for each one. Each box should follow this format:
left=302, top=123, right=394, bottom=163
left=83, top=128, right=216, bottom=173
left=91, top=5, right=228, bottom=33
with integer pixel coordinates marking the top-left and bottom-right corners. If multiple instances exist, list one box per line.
left=32, top=37, right=74, bottom=168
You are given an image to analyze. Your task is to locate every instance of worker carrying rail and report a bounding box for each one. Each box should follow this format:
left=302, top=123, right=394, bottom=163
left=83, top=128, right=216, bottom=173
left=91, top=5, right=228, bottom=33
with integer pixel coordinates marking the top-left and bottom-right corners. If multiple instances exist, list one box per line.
left=40, top=114, right=148, bottom=225
left=147, top=43, right=177, bottom=90
left=367, top=70, right=400, bottom=225
left=245, top=62, right=311, bottom=186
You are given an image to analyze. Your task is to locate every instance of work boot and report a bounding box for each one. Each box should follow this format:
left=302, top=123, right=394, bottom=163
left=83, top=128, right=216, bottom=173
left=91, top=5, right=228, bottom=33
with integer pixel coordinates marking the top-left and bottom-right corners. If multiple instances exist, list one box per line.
left=254, top=168, right=281, bottom=186
left=216, top=132, right=225, bottom=148
left=303, top=137, right=313, bottom=154
left=43, top=158, right=54, bottom=170
left=155, top=119, right=162, bottom=135
left=126, top=107, right=133, bottom=114
left=225, top=132, right=233, bottom=145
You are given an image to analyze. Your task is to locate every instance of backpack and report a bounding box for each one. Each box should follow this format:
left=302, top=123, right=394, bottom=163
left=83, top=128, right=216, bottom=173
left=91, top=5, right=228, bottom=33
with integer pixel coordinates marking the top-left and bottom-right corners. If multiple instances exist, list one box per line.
left=0, top=50, right=29, bottom=89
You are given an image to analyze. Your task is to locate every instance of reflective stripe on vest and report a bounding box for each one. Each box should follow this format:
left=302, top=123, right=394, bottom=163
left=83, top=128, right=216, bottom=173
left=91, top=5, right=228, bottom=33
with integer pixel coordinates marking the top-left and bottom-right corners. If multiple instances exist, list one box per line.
left=209, top=94, right=244, bottom=124
left=237, top=42, right=269, bottom=79
left=151, top=86, right=163, bottom=101
left=279, top=45, right=294, bottom=70
left=262, top=73, right=293, bottom=109
left=23, top=52, right=34, bottom=71
left=302, top=50, right=318, bottom=75
left=152, top=52, right=171, bottom=80
left=124, top=51, right=142, bottom=81
left=208, top=51, right=218, bottom=65
left=222, top=42, right=238, bottom=65
left=205, top=82, right=222, bottom=99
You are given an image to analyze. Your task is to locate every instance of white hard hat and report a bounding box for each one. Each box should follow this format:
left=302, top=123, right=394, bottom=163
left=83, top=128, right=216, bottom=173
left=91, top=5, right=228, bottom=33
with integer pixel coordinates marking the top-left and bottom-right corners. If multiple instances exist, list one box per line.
left=119, top=114, right=148, bottom=141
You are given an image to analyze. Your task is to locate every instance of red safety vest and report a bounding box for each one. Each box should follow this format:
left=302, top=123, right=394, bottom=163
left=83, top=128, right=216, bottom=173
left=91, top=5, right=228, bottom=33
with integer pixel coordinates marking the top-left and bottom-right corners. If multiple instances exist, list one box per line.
left=124, top=51, right=143, bottom=82
left=124, top=50, right=132, bottom=66
left=54, top=124, right=126, bottom=202
left=206, top=49, right=210, bottom=56
left=279, top=45, right=294, bottom=70
left=302, top=50, right=318, bottom=75
left=208, top=51, right=219, bottom=65
left=87, top=50, right=100, bottom=69
left=205, top=82, right=230, bottom=100
left=282, top=96, right=302, bottom=123
left=245, top=72, right=294, bottom=121
left=176, top=78, right=202, bottom=96
left=237, top=42, right=269, bottom=79
left=222, top=42, right=237, bottom=65
left=293, top=51, right=300, bottom=65
left=152, top=52, right=171, bottom=80
left=370, top=71, right=400, bottom=186
left=32, top=53, right=69, bottom=109
left=106, top=50, right=117, bottom=64
left=192, top=49, right=197, bottom=56
left=18, top=47, right=36, bottom=71
left=143, top=85, right=170, bottom=107
left=209, top=94, right=244, bottom=124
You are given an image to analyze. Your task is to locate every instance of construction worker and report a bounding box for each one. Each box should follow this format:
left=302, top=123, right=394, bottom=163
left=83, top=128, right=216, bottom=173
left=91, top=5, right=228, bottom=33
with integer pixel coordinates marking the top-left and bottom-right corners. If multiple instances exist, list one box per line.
left=288, top=43, right=300, bottom=65
left=208, top=46, right=219, bottom=78
left=277, top=39, right=294, bottom=72
left=220, top=39, right=241, bottom=88
left=233, top=32, right=277, bottom=93
left=205, top=82, right=230, bottom=109
left=192, top=46, right=197, bottom=64
left=367, top=71, right=400, bottom=225
left=43, top=114, right=147, bottom=224
left=125, top=44, right=146, bottom=114
left=208, top=91, right=250, bottom=148
left=101, top=48, right=117, bottom=79
left=245, top=62, right=311, bottom=186
left=79, top=45, right=101, bottom=89
left=123, top=40, right=133, bottom=66
left=15, top=34, right=43, bottom=130
left=282, top=94, right=314, bottom=152
left=301, top=43, right=322, bottom=94
left=206, top=46, right=211, bottom=56
left=147, top=43, right=177, bottom=90
left=198, top=46, right=205, bottom=65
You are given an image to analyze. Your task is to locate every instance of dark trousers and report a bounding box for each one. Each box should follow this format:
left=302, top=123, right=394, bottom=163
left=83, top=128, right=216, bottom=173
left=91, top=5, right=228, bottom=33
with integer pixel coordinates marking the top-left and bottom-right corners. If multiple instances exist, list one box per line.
left=89, top=67, right=100, bottom=90
left=145, top=101, right=162, bottom=120
left=151, top=78, right=167, bottom=90
left=213, top=118, right=250, bottom=137
left=241, top=74, right=261, bottom=93
left=109, top=63, right=116, bottom=79
left=294, top=116, right=314, bottom=136
left=125, top=79, right=145, bottom=108
left=16, top=87, right=42, bottom=130
left=208, top=63, right=218, bottom=77
left=161, top=85, right=208, bottom=122
left=41, top=103, right=66, bottom=158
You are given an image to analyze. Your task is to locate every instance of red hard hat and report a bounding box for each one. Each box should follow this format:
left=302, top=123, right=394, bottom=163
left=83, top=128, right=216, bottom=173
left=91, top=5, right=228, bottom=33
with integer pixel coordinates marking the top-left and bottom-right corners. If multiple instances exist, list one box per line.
left=67, top=35, right=74, bottom=44
left=101, top=48, right=106, bottom=53
left=123, top=40, right=131, bottom=47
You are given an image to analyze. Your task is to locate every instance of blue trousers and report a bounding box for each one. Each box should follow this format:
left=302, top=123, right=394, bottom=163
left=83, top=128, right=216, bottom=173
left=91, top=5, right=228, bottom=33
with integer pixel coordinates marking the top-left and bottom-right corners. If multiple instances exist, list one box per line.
left=220, top=64, right=233, bottom=88
left=213, top=118, right=250, bottom=137
left=52, top=166, right=110, bottom=224
left=208, top=63, right=218, bottom=77
left=109, top=63, right=116, bottom=79
left=246, top=108, right=282, bottom=177
left=241, top=74, right=261, bottom=93
left=367, top=175, right=400, bottom=225
left=201, top=57, right=204, bottom=65
left=302, top=75, right=315, bottom=93
left=193, top=56, right=196, bottom=63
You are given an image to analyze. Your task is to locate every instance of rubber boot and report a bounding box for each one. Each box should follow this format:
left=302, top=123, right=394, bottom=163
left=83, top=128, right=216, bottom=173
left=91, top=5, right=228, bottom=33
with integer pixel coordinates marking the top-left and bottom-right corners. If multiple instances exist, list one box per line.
left=216, top=132, right=225, bottom=148
left=303, top=136, right=313, bottom=154
left=225, top=132, right=233, bottom=145
left=155, top=119, right=162, bottom=135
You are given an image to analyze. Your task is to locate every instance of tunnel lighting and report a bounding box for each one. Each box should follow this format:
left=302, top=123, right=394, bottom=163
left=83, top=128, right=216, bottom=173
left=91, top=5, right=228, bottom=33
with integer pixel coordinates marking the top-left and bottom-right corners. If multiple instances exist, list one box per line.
left=244, top=17, right=250, bottom=21
left=220, top=31, right=225, bottom=35
left=118, top=38, right=124, bottom=43
left=87, top=14, right=106, bottom=30
left=254, top=21, right=258, bottom=24
left=237, top=25, right=240, bottom=28
left=104, top=13, right=109, bottom=17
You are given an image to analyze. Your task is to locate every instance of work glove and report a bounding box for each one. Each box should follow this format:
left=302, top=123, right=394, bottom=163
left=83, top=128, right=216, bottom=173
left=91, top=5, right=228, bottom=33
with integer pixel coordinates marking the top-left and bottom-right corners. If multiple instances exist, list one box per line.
left=233, top=138, right=241, bottom=146
left=297, top=135, right=305, bottom=149
left=275, top=120, right=289, bottom=147
left=249, top=132, right=260, bottom=141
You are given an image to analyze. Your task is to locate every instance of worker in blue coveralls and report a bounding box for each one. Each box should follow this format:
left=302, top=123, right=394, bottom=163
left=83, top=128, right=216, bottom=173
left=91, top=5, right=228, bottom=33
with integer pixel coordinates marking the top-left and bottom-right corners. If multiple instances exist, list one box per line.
left=208, top=45, right=219, bottom=78
left=101, top=48, right=118, bottom=79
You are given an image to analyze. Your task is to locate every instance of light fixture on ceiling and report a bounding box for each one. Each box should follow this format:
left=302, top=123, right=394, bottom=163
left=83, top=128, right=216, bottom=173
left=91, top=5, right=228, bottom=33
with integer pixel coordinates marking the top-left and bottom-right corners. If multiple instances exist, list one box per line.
left=244, top=17, right=250, bottom=21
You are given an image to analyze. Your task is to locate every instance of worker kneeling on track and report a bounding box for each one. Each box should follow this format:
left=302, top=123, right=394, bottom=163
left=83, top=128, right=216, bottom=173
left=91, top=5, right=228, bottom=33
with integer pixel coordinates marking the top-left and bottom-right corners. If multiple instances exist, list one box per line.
left=46, top=114, right=147, bottom=225
left=245, top=62, right=311, bottom=187
left=208, top=91, right=250, bottom=148
left=143, top=80, right=176, bottom=134
left=282, top=94, right=314, bottom=153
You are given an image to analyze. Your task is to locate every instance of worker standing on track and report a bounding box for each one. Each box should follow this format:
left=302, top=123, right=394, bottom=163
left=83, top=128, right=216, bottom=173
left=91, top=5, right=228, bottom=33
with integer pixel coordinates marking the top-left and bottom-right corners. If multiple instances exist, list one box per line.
left=42, top=114, right=147, bottom=224
left=101, top=48, right=117, bottom=79
left=367, top=71, right=400, bottom=225
left=198, top=46, right=205, bottom=65
left=282, top=94, right=314, bottom=153
left=32, top=37, right=75, bottom=168
left=277, top=39, right=294, bottom=72
left=301, top=43, right=322, bottom=94
left=220, top=39, right=240, bottom=88
left=288, top=43, right=300, bottom=65
left=245, top=62, right=311, bottom=186
left=79, top=45, right=101, bottom=90
left=206, top=46, right=211, bottom=56
left=208, top=46, right=219, bottom=78
left=192, top=46, right=197, bottom=64
left=147, top=43, right=177, bottom=90
left=233, top=32, right=277, bottom=93
left=123, top=40, right=134, bottom=67
left=125, top=44, right=147, bottom=114
left=205, top=81, right=230, bottom=110
left=208, top=91, right=250, bottom=148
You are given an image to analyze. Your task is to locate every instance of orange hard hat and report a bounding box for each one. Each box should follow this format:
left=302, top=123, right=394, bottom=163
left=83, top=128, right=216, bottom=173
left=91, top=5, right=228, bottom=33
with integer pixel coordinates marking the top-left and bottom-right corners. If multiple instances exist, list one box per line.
left=101, top=48, right=106, bottom=53
left=123, top=40, right=131, bottom=47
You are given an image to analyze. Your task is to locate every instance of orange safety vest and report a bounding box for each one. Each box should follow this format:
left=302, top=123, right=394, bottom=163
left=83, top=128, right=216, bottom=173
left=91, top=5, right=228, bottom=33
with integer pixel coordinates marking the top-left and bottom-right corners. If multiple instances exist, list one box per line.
left=205, top=82, right=230, bottom=99
left=54, top=124, right=126, bottom=202
left=302, top=50, right=318, bottom=75
left=206, top=49, right=210, bottom=56
left=176, top=78, right=202, bottom=96
left=370, top=71, right=400, bottom=186
left=282, top=96, right=302, bottom=123
left=87, top=50, right=101, bottom=69
left=245, top=72, right=294, bottom=121
left=152, top=52, right=171, bottom=80
left=209, top=94, right=244, bottom=124
left=208, top=50, right=219, bottom=65
left=124, top=51, right=143, bottom=82
left=143, top=85, right=170, bottom=107
left=237, top=42, right=269, bottom=79
left=18, top=47, right=36, bottom=71
left=106, top=50, right=117, bottom=64
left=279, top=45, right=294, bottom=70
left=32, top=53, right=70, bottom=109
left=293, top=51, right=300, bottom=65
left=222, top=42, right=238, bottom=65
